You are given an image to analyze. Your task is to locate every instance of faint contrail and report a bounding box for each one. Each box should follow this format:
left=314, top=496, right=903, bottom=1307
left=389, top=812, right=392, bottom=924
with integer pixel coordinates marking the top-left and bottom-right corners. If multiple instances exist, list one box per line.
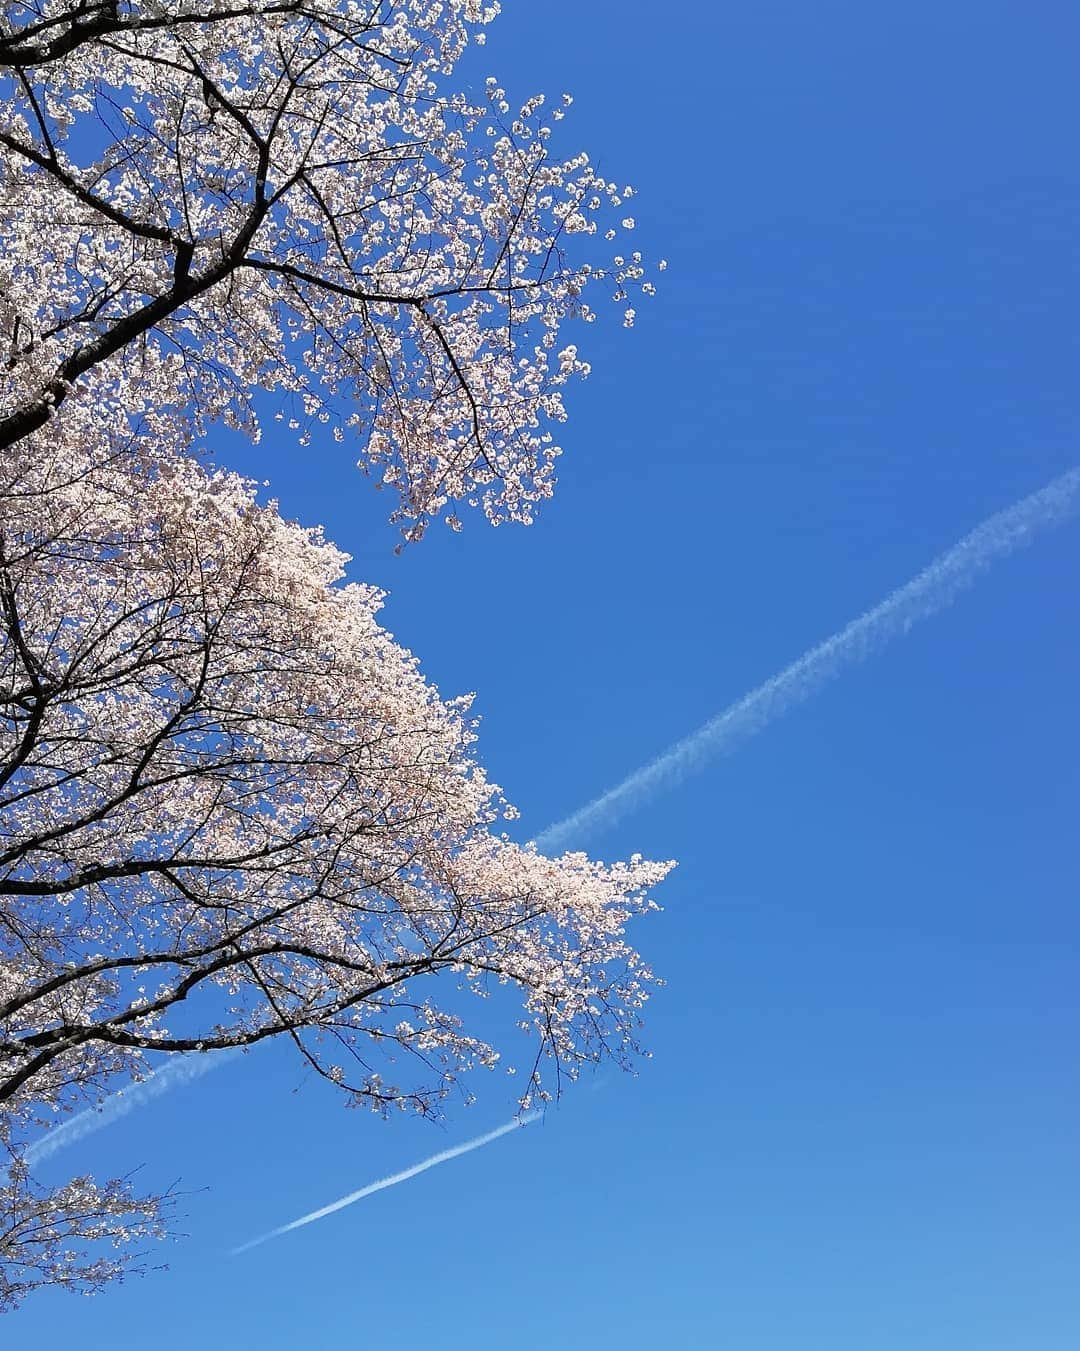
left=537, top=467, right=1080, bottom=851
left=231, top=1111, right=541, bottom=1255
left=25, top=1052, right=232, bottom=1168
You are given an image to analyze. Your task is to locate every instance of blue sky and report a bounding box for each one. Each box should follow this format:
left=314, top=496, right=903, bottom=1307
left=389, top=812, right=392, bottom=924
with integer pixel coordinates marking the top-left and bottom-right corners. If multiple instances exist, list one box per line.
left=12, top=2, right=1080, bottom=1345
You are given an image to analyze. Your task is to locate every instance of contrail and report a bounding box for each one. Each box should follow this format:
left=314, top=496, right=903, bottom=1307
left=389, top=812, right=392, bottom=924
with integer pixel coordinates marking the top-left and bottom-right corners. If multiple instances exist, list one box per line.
left=25, top=1051, right=233, bottom=1168
left=231, top=1111, right=541, bottom=1255
left=537, top=467, right=1080, bottom=851
left=31, top=470, right=1079, bottom=1177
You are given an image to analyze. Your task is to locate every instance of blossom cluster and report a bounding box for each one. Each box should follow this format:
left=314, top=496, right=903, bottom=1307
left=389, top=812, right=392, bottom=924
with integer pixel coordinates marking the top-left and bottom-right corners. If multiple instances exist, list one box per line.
left=0, top=433, right=672, bottom=1296
left=0, top=0, right=658, bottom=539
left=0, top=0, right=671, bottom=1303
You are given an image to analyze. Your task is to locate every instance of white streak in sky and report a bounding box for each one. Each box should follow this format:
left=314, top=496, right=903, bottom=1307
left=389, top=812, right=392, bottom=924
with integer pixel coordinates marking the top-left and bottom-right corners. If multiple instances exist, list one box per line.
left=31, top=471, right=1079, bottom=1180
left=25, top=1052, right=233, bottom=1167
left=231, top=1111, right=541, bottom=1255
left=537, top=468, right=1080, bottom=851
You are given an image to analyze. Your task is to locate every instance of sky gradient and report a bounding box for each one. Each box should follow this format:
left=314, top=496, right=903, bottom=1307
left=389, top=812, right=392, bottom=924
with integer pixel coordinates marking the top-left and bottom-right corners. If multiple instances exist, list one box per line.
left=11, top=2, right=1080, bottom=1347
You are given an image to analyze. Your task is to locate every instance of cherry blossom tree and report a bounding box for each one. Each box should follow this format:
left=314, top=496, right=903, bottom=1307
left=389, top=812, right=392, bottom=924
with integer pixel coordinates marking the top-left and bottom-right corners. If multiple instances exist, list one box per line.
left=0, top=0, right=668, bottom=1309
left=0, top=433, right=670, bottom=1305
left=0, top=0, right=654, bottom=541
left=1, top=1159, right=173, bottom=1308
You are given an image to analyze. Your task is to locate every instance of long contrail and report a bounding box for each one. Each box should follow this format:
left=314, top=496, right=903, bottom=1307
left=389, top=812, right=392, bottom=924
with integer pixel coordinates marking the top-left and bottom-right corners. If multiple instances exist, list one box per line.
left=231, top=1111, right=541, bottom=1255
left=25, top=1052, right=232, bottom=1168
left=33, top=469, right=1079, bottom=1183
left=537, top=467, right=1080, bottom=851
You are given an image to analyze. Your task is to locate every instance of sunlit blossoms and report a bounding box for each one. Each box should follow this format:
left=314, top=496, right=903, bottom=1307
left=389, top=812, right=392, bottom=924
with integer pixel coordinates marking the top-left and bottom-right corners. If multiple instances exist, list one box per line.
left=0, top=0, right=670, bottom=1307
left=1, top=434, right=671, bottom=1113
left=0, top=432, right=672, bottom=1302
left=0, top=0, right=656, bottom=541
left=0, top=1158, right=171, bottom=1310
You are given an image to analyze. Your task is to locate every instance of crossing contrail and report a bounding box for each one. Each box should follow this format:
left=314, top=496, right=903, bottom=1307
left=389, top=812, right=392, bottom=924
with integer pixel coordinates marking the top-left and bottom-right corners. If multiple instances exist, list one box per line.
left=231, top=1111, right=541, bottom=1255
left=25, top=1051, right=233, bottom=1167
left=536, top=467, right=1080, bottom=851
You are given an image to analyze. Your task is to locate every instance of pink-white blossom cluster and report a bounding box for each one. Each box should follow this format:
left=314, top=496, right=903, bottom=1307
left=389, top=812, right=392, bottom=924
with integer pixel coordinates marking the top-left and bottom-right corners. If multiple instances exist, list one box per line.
left=0, top=0, right=671, bottom=1304
left=0, top=1157, right=170, bottom=1310
left=0, top=0, right=657, bottom=539
left=1, top=433, right=671, bottom=1110
left=0, top=434, right=672, bottom=1292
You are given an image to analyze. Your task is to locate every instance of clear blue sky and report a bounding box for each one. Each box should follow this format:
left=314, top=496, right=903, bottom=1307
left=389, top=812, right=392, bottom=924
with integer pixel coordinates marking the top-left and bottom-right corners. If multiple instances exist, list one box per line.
left=13, top=2, right=1080, bottom=1345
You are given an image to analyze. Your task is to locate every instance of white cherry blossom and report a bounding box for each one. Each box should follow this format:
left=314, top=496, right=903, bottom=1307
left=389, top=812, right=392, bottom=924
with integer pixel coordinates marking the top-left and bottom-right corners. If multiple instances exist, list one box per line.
left=0, top=0, right=657, bottom=541
left=0, top=0, right=670, bottom=1305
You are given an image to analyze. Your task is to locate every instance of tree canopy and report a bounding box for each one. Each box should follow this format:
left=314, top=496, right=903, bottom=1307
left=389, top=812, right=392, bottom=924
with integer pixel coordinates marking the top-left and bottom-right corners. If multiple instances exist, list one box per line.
left=1, top=0, right=652, bottom=539
left=0, top=0, right=666, bottom=1307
